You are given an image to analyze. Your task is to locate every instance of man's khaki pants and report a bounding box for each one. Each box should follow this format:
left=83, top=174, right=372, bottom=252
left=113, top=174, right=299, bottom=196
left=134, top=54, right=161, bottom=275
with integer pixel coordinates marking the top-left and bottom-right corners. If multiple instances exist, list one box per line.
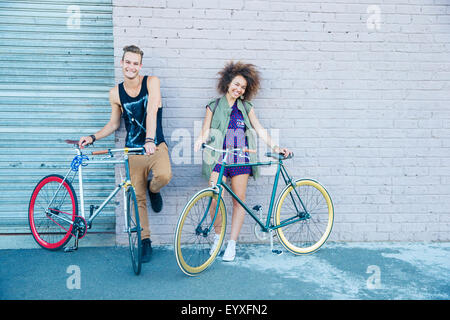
left=128, top=142, right=172, bottom=240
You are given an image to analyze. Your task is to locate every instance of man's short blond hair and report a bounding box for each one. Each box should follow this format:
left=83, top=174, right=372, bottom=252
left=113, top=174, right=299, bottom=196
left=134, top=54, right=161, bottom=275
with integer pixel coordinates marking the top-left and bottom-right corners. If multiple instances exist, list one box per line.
left=122, top=45, right=144, bottom=63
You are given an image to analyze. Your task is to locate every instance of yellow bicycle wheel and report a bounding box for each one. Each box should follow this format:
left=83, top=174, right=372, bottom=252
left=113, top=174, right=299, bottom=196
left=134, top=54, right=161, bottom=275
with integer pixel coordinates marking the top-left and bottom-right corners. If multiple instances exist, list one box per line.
left=174, top=189, right=227, bottom=276
left=274, top=179, right=334, bottom=255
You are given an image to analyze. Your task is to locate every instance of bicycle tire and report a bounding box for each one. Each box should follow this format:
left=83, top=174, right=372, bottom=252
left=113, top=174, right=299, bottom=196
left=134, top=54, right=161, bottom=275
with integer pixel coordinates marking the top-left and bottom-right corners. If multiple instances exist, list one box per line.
left=274, top=179, right=334, bottom=255
left=28, top=174, right=77, bottom=250
left=126, top=187, right=142, bottom=275
left=174, top=189, right=227, bottom=276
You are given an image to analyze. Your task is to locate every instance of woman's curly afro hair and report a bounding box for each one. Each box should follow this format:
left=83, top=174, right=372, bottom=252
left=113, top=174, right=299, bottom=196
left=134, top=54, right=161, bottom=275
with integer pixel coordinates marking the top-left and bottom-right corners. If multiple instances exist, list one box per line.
left=217, top=61, right=261, bottom=101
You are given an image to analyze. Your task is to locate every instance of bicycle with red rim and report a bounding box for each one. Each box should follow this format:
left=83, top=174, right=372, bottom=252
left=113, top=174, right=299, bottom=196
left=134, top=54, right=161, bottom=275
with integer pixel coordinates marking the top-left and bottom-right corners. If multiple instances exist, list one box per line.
left=28, top=140, right=144, bottom=275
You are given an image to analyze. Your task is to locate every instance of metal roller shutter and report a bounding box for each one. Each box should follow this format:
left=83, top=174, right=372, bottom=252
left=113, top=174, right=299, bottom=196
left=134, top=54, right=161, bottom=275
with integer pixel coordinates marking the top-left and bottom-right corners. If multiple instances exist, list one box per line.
left=0, top=0, right=116, bottom=246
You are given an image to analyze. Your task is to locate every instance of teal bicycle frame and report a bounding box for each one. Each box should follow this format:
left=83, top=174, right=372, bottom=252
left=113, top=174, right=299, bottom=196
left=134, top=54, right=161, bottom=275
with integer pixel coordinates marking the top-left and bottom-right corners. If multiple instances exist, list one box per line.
left=205, top=146, right=308, bottom=236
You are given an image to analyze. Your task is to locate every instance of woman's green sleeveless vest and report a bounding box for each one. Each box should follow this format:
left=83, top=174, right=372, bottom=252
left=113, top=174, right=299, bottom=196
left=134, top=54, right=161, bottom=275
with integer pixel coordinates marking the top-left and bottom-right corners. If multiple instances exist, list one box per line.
left=201, top=95, right=260, bottom=180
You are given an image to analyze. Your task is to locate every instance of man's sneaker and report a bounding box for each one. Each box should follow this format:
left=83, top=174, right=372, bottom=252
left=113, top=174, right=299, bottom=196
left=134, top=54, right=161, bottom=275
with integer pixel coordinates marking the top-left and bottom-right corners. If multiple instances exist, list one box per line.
left=147, top=180, right=163, bottom=213
left=141, top=238, right=152, bottom=263
left=222, top=240, right=236, bottom=262
left=209, top=233, right=222, bottom=255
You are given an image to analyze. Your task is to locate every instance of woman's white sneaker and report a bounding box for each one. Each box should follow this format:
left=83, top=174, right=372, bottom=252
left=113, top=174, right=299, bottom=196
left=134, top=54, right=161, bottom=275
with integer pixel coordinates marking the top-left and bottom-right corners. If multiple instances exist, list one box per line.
left=209, top=233, right=222, bottom=255
left=222, top=240, right=236, bottom=262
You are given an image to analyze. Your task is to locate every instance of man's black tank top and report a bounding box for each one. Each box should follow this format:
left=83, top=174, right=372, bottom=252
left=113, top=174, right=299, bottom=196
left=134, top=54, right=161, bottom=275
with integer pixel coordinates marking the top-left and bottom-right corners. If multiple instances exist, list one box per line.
left=118, top=75, right=165, bottom=148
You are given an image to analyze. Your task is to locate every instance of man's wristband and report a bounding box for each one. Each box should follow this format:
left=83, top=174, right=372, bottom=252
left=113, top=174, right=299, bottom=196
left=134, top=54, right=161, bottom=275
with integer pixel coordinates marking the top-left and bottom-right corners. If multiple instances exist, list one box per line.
left=145, top=137, right=155, bottom=143
left=90, top=134, right=96, bottom=143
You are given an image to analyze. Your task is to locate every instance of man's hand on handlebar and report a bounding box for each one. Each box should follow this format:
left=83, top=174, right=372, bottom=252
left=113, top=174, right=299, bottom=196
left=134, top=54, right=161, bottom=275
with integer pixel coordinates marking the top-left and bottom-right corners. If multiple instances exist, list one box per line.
left=144, top=141, right=157, bottom=155
left=78, top=136, right=94, bottom=149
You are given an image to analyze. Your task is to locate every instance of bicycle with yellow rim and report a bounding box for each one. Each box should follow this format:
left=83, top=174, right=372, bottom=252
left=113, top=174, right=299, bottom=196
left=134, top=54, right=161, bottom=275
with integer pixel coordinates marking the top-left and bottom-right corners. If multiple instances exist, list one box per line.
left=174, top=144, right=334, bottom=276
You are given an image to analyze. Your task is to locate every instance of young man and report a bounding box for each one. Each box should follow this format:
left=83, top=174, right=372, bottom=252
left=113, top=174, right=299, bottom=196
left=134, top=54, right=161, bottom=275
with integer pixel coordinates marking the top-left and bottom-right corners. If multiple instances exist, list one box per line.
left=78, top=45, right=172, bottom=262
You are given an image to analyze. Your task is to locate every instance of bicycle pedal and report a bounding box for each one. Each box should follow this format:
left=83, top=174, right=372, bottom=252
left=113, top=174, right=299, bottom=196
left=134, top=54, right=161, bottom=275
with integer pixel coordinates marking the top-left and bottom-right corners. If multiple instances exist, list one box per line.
left=64, top=246, right=77, bottom=253
left=252, top=205, right=262, bottom=212
left=89, top=205, right=99, bottom=218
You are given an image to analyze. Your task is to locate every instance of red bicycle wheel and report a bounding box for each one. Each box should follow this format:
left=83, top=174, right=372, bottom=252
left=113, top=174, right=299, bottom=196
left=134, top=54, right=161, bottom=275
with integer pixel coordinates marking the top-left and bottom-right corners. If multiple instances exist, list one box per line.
left=28, top=174, right=78, bottom=250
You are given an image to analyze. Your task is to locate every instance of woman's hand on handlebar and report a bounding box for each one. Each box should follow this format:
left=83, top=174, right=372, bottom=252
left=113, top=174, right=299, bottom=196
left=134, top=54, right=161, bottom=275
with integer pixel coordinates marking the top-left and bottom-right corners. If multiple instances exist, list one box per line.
left=194, top=138, right=206, bottom=152
left=273, top=146, right=293, bottom=158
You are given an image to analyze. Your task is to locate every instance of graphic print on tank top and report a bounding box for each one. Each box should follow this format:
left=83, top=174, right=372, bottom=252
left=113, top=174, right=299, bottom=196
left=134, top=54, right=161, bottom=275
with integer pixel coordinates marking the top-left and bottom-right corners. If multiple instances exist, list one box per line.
left=119, top=76, right=166, bottom=148
left=122, top=95, right=148, bottom=147
left=118, top=76, right=148, bottom=148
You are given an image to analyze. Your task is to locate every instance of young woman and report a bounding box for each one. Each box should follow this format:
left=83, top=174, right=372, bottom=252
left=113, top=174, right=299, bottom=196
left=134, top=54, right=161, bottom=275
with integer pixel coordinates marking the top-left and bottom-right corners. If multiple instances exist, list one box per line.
left=194, top=61, right=291, bottom=261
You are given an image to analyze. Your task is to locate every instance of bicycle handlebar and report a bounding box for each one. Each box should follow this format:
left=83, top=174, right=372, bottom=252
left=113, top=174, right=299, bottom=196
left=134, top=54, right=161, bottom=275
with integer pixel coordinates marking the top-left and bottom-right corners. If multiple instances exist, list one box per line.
left=91, top=147, right=145, bottom=155
left=201, top=143, right=256, bottom=154
left=265, top=152, right=294, bottom=160
left=201, top=143, right=293, bottom=160
left=65, top=140, right=145, bottom=156
left=91, top=150, right=108, bottom=155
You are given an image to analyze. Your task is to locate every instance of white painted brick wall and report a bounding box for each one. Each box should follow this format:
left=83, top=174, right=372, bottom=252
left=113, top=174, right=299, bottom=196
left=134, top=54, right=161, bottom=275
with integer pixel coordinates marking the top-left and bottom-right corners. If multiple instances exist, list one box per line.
left=112, top=0, right=450, bottom=245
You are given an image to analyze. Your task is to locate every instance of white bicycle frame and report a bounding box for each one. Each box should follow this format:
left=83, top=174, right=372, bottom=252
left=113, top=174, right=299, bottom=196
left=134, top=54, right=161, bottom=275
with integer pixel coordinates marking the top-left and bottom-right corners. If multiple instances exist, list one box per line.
left=53, top=146, right=143, bottom=231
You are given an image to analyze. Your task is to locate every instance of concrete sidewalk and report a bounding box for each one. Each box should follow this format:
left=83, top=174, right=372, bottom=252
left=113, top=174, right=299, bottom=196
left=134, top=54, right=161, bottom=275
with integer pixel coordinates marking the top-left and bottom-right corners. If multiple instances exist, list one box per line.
left=1, top=242, right=449, bottom=300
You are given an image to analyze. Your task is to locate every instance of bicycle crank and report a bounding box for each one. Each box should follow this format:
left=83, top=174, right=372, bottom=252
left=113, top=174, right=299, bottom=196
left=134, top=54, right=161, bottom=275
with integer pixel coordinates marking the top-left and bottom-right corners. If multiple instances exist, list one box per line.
left=252, top=205, right=269, bottom=241
left=254, top=224, right=269, bottom=241
left=269, top=230, right=283, bottom=255
left=64, top=216, right=87, bottom=253
left=71, top=216, right=87, bottom=239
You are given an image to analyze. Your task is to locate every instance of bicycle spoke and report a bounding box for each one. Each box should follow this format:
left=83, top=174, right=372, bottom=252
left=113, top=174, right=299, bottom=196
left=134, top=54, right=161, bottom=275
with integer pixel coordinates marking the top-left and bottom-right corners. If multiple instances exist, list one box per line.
left=35, top=184, right=73, bottom=234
